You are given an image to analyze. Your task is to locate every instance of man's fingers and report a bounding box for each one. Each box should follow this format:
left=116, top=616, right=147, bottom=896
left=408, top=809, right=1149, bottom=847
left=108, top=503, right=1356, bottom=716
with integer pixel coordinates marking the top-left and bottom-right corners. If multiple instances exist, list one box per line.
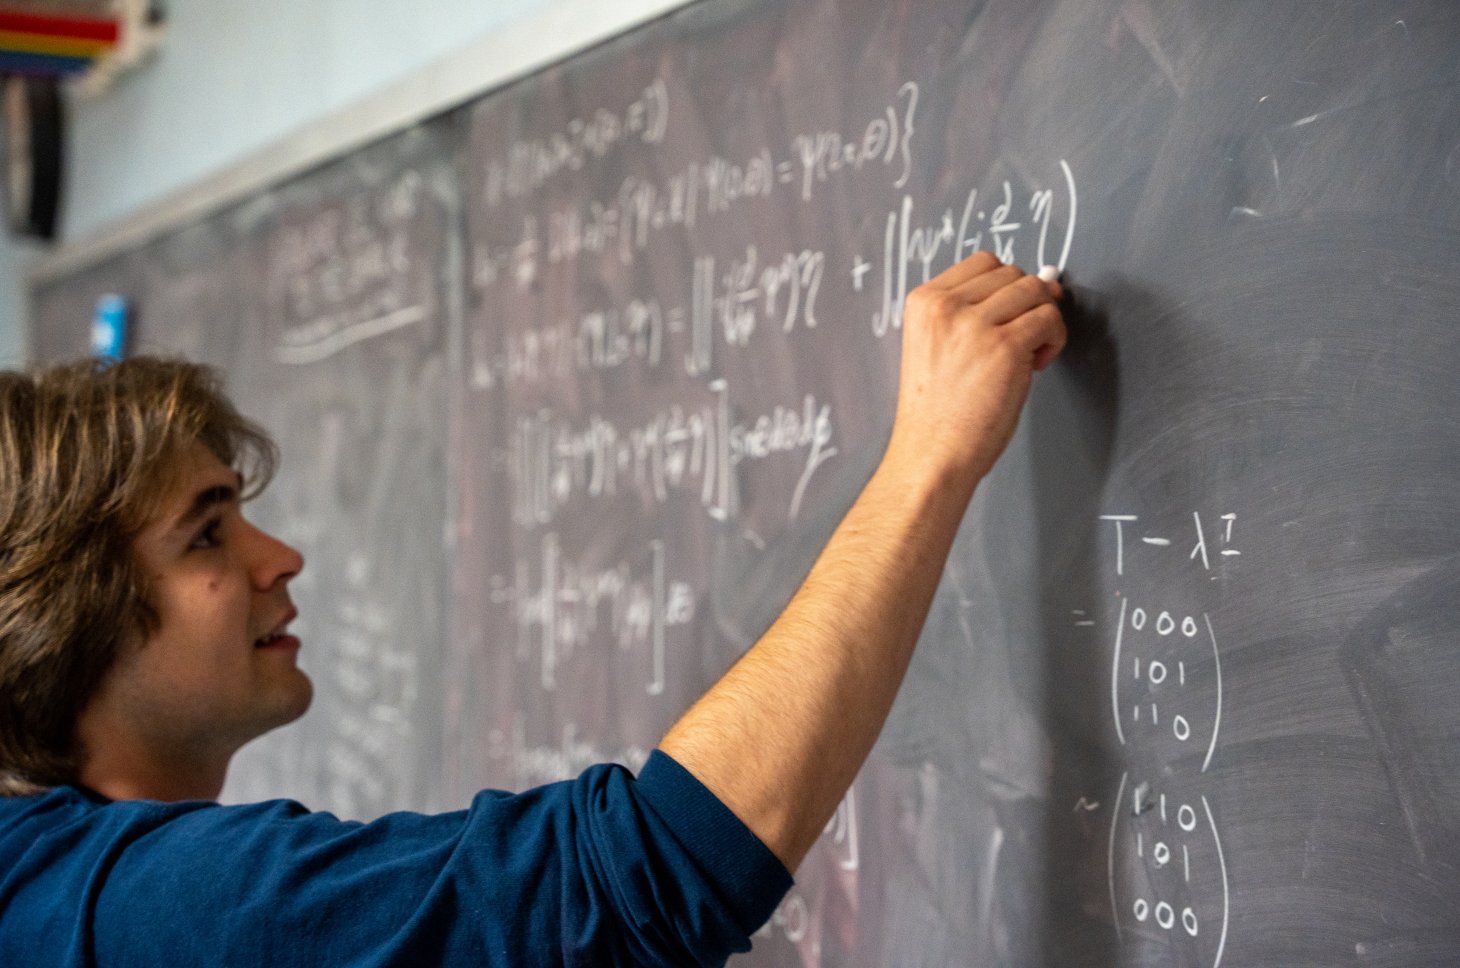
left=927, top=251, right=1002, bottom=290
left=1008, top=302, right=1067, bottom=370
left=913, top=254, right=1066, bottom=352
left=948, top=263, right=1024, bottom=305
left=971, top=273, right=1056, bottom=327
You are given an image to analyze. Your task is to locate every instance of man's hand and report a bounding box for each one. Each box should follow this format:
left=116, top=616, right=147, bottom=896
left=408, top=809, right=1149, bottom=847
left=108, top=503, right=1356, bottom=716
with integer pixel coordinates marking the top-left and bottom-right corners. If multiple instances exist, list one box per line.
left=888, top=252, right=1066, bottom=489
left=660, top=254, right=1067, bottom=871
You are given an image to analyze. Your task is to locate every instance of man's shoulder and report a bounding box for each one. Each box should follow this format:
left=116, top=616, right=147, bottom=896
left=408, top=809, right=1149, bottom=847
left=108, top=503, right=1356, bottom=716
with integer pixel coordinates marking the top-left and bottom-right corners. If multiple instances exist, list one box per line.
left=0, top=787, right=126, bottom=961
left=0, top=784, right=100, bottom=831
left=0, top=785, right=323, bottom=860
left=2, top=785, right=171, bottom=863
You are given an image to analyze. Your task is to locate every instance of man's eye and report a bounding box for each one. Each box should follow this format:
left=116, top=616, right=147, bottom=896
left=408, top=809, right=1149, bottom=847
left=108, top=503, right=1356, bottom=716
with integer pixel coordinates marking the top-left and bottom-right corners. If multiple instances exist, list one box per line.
left=189, top=519, right=223, bottom=550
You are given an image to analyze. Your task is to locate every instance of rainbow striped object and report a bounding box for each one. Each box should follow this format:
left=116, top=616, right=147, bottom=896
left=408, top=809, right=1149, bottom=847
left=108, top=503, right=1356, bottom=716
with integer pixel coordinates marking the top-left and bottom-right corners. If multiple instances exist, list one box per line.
left=0, top=8, right=119, bottom=78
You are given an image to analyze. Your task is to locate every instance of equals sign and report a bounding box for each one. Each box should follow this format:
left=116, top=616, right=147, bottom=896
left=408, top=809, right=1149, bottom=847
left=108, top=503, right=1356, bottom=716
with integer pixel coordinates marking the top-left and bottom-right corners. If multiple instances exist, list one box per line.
left=666, top=307, right=686, bottom=333
left=777, top=161, right=795, bottom=184
left=1072, top=609, right=1095, bottom=627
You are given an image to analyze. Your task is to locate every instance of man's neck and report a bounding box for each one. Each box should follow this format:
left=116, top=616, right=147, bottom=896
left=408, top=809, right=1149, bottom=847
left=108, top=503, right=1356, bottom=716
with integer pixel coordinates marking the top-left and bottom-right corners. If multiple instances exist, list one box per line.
left=74, top=720, right=229, bottom=802
left=77, top=762, right=227, bottom=802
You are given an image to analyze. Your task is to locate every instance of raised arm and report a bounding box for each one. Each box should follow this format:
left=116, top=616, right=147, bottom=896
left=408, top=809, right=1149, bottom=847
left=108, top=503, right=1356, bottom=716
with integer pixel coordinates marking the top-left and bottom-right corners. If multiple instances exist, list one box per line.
left=658, top=252, right=1066, bottom=871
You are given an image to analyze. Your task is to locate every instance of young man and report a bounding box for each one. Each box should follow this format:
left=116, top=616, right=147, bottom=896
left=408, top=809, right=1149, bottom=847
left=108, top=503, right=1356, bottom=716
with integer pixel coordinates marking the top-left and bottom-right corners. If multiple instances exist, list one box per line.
left=0, top=252, right=1064, bottom=966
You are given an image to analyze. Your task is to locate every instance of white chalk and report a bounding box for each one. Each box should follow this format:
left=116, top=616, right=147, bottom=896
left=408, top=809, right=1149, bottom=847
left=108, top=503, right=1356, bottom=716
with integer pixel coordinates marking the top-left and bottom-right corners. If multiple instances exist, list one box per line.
left=1037, top=265, right=1061, bottom=284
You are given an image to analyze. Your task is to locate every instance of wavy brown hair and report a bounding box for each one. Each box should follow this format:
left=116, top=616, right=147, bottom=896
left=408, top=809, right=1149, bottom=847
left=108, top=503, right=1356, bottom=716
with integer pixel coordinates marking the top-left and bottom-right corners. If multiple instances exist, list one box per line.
left=0, top=357, right=276, bottom=795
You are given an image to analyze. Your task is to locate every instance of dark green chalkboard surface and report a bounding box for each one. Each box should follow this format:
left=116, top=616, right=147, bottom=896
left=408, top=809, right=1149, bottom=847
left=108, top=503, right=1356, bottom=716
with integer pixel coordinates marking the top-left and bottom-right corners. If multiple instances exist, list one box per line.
left=32, top=2, right=1460, bottom=964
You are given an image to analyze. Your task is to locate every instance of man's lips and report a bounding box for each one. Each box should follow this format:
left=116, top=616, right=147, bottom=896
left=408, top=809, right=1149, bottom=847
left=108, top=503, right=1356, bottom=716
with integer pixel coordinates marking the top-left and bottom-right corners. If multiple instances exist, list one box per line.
left=253, top=632, right=300, bottom=651
left=254, top=609, right=299, bottom=649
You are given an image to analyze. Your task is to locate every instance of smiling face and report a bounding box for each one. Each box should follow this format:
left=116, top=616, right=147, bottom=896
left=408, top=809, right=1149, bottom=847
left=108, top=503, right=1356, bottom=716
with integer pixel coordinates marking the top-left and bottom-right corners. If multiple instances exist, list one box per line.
left=75, top=441, right=311, bottom=800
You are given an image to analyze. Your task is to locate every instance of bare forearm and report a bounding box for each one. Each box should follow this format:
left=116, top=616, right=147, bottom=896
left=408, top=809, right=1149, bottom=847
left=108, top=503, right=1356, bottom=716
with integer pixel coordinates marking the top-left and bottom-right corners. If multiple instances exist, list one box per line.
left=659, top=449, right=974, bottom=870
left=659, top=253, right=1065, bottom=873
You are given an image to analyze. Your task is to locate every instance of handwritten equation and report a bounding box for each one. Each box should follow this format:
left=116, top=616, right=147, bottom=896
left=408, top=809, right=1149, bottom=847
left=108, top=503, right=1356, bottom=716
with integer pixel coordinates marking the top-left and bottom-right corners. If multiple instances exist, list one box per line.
left=481, top=78, right=671, bottom=207
left=489, top=531, right=695, bottom=695
left=471, top=83, right=917, bottom=286
left=270, top=169, right=434, bottom=365
left=470, top=157, right=1076, bottom=396
left=859, top=165, right=1077, bottom=338
left=1074, top=511, right=1242, bottom=967
left=506, top=382, right=837, bottom=526
left=321, top=593, right=416, bottom=818
left=470, top=245, right=825, bottom=388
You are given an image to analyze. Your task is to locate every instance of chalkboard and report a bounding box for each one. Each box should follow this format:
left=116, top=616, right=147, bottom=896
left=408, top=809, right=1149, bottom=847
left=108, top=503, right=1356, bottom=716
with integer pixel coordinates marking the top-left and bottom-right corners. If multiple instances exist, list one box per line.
left=29, top=1, right=1460, bottom=965
left=33, top=120, right=461, bottom=818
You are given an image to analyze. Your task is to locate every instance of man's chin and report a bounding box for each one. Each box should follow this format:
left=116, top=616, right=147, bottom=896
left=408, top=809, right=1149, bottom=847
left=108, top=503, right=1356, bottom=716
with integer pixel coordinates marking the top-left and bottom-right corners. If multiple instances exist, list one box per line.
left=262, top=671, right=314, bottom=731
left=282, top=672, right=314, bottom=723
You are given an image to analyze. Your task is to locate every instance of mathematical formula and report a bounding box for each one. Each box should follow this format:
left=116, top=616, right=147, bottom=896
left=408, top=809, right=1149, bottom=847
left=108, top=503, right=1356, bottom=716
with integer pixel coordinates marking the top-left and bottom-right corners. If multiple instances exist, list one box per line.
left=471, top=83, right=917, bottom=286
left=860, top=166, right=1077, bottom=337
left=1075, top=511, right=1242, bottom=967
left=506, top=383, right=837, bottom=526
left=489, top=531, right=694, bottom=694
left=481, top=78, right=671, bottom=207
left=469, top=245, right=825, bottom=389
left=270, top=169, right=434, bottom=365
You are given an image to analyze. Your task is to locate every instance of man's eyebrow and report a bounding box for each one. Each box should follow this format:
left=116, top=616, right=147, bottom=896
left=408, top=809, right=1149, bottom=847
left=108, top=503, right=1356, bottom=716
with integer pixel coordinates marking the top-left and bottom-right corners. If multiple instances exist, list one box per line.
left=171, top=475, right=243, bottom=532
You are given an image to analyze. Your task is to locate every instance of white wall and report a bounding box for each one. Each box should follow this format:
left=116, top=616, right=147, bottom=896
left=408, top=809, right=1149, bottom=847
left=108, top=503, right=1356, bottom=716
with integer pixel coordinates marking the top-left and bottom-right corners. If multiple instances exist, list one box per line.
left=0, top=239, right=39, bottom=366
left=0, top=0, right=586, bottom=364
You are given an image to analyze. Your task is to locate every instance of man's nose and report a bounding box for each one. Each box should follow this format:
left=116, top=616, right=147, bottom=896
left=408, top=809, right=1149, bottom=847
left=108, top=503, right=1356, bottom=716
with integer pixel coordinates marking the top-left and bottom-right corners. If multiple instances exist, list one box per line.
left=247, top=522, right=304, bottom=589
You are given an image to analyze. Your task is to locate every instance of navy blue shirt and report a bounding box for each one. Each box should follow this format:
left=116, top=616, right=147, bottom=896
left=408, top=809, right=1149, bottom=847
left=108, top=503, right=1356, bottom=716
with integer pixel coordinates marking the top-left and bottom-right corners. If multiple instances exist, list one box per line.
left=0, top=751, right=791, bottom=967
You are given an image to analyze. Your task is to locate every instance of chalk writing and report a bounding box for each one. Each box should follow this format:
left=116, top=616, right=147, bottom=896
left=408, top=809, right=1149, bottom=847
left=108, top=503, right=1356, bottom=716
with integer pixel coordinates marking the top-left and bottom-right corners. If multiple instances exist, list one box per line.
left=508, top=385, right=837, bottom=525
left=271, top=169, right=434, bottom=364
left=866, top=162, right=1078, bottom=337
left=321, top=595, right=418, bottom=818
left=823, top=787, right=860, bottom=872
left=491, top=532, right=693, bottom=694
left=1098, top=511, right=1242, bottom=578
left=1076, top=508, right=1243, bottom=966
left=470, top=244, right=825, bottom=388
left=471, top=85, right=921, bottom=285
left=482, top=78, right=670, bottom=207
left=686, top=247, right=825, bottom=375
left=461, top=71, right=1091, bottom=957
left=471, top=296, right=669, bottom=388
left=1109, top=599, right=1223, bottom=770
left=1108, top=776, right=1230, bottom=965
left=791, top=80, right=918, bottom=202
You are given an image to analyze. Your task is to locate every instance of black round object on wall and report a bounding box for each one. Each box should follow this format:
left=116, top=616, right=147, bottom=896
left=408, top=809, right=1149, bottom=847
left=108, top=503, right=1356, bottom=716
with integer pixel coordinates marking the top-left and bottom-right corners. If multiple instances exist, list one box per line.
left=2, top=73, right=64, bottom=241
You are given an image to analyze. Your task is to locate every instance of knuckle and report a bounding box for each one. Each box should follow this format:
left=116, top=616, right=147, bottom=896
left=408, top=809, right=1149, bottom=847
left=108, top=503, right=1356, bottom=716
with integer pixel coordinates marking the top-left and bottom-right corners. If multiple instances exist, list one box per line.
left=967, top=302, right=999, bottom=328
left=992, top=330, right=1028, bottom=362
left=902, top=285, right=933, bottom=315
left=1015, top=274, right=1048, bottom=297
left=905, top=285, right=958, bottom=320
left=989, top=265, right=1023, bottom=287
